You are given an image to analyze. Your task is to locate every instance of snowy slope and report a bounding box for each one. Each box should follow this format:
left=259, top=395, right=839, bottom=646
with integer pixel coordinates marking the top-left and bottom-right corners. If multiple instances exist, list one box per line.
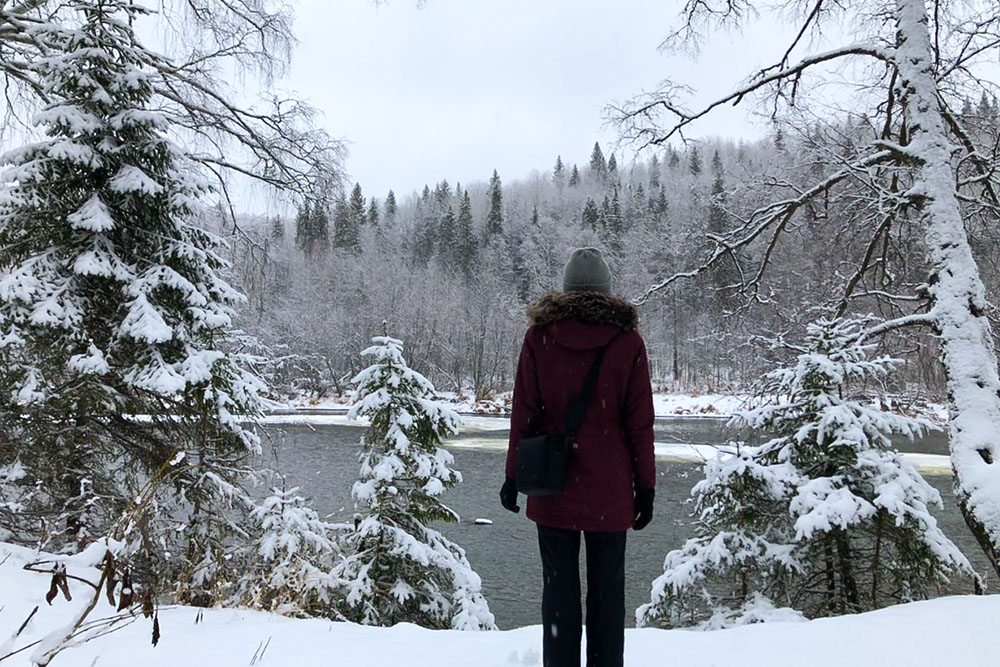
left=2, top=541, right=998, bottom=666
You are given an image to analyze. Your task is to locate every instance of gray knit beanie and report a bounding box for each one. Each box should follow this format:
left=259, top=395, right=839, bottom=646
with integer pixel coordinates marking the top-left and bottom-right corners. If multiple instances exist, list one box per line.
left=562, top=247, right=612, bottom=294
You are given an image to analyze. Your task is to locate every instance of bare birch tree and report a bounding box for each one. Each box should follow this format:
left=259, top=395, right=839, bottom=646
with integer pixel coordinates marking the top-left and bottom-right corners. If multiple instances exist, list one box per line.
left=0, top=0, right=344, bottom=204
left=610, top=0, right=1000, bottom=573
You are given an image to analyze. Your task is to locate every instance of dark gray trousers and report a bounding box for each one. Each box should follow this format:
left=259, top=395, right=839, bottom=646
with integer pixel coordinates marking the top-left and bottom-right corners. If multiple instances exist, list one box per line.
left=537, top=525, right=627, bottom=667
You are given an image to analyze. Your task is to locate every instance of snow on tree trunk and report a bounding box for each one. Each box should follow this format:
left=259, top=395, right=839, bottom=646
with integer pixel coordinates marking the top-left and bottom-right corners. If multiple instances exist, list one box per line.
left=894, top=0, right=1000, bottom=574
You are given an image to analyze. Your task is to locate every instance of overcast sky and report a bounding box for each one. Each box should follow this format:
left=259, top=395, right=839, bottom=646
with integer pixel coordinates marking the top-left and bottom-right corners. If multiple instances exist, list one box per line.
left=284, top=1, right=803, bottom=199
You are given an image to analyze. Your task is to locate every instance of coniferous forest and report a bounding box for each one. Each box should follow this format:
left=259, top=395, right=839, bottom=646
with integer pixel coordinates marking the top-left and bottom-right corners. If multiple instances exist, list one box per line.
left=225, top=105, right=1000, bottom=403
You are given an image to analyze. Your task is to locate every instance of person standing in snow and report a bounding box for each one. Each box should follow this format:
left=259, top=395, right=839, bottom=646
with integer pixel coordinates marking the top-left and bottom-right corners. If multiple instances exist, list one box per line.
left=500, top=247, right=656, bottom=667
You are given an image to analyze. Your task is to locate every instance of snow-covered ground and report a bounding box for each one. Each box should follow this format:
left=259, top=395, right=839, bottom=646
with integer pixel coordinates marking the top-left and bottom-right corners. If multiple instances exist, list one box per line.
left=1, top=541, right=996, bottom=666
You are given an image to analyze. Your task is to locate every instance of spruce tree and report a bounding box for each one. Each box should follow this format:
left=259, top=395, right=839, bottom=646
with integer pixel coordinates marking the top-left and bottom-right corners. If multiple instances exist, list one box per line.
left=456, top=190, right=478, bottom=279
left=668, top=146, right=680, bottom=168
left=606, top=188, right=623, bottom=254
left=638, top=318, right=974, bottom=628
left=331, top=335, right=496, bottom=630
left=413, top=197, right=438, bottom=266
left=607, top=153, right=619, bottom=186
left=553, top=155, right=565, bottom=186
left=333, top=195, right=357, bottom=251
left=485, top=169, right=503, bottom=237
left=269, top=216, right=285, bottom=241
left=582, top=198, right=600, bottom=231
left=384, top=190, right=398, bottom=227
left=0, top=0, right=267, bottom=593
left=349, top=183, right=366, bottom=233
left=568, top=164, right=581, bottom=187
left=774, top=125, right=786, bottom=152
left=689, top=146, right=702, bottom=175
left=434, top=180, right=453, bottom=212
left=600, top=195, right=612, bottom=232
left=295, top=202, right=312, bottom=252
left=589, top=141, right=607, bottom=181
left=367, top=197, right=380, bottom=228
left=309, top=203, right=330, bottom=256
left=436, top=205, right=458, bottom=272
left=649, top=154, right=661, bottom=190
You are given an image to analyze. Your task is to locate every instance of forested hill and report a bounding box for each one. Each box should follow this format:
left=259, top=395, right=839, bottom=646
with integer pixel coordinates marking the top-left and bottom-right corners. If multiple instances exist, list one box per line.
left=222, top=100, right=1000, bottom=401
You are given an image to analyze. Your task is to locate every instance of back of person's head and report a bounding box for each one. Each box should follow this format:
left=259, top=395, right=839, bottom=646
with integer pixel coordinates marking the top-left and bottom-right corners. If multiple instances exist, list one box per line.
left=562, top=247, right=611, bottom=294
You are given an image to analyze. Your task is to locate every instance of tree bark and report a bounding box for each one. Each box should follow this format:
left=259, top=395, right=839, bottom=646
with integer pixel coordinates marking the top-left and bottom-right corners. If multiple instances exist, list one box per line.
left=894, top=0, right=1000, bottom=576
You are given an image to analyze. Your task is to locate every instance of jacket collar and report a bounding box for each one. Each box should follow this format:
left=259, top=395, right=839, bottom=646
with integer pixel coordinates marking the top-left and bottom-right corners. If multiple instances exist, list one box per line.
left=527, top=291, right=639, bottom=332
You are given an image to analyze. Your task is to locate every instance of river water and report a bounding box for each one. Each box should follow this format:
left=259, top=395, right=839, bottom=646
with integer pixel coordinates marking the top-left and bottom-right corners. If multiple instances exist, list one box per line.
left=259, top=418, right=986, bottom=630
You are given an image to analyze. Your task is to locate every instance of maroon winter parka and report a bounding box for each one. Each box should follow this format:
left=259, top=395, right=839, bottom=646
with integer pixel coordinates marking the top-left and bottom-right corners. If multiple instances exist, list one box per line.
left=504, top=291, right=656, bottom=532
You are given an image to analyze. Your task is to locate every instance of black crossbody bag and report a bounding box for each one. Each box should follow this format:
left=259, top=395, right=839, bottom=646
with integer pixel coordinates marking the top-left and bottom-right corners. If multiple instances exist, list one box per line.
left=515, top=337, right=616, bottom=496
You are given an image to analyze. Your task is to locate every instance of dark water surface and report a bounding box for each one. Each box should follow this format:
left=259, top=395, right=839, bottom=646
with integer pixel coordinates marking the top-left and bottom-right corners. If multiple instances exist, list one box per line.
left=260, top=420, right=981, bottom=630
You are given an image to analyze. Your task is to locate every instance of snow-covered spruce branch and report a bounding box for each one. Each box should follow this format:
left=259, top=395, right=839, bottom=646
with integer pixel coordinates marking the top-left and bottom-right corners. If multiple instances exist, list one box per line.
left=609, top=44, right=892, bottom=149
left=633, top=150, right=895, bottom=305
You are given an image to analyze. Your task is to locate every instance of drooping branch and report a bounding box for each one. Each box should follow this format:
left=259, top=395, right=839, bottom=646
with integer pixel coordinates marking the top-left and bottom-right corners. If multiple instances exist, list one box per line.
left=0, top=0, right=344, bottom=203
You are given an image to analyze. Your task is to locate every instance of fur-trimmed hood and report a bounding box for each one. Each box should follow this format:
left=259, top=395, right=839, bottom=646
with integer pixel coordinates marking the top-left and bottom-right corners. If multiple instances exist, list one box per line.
left=527, top=291, right=639, bottom=332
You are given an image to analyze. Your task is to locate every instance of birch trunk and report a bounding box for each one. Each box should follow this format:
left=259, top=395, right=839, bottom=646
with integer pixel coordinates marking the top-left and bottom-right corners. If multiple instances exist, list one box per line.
left=894, top=0, right=1000, bottom=574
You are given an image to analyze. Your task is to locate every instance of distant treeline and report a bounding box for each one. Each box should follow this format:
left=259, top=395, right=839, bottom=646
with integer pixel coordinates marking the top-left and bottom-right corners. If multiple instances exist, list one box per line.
left=219, top=96, right=1000, bottom=401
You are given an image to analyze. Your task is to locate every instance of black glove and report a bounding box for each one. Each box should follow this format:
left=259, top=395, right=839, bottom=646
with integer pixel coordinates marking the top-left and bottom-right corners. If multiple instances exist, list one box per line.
left=500, top=477, right=520, bottom=514
left=634, top=488, right=654, bottom=530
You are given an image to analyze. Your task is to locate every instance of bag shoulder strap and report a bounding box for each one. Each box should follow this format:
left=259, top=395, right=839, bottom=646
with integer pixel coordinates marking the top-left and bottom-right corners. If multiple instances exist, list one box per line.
left=563, top=332, right=619, bottom=440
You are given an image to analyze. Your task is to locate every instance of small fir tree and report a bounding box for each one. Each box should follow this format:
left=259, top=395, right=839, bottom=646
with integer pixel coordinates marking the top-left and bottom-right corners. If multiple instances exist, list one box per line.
left=707, top=151, right=739, bottom=309
left=331, top=336, right=496, bottom=630
left=243, top=487, right=348, bottom=618
left=637, top=318, right=975, bottom=629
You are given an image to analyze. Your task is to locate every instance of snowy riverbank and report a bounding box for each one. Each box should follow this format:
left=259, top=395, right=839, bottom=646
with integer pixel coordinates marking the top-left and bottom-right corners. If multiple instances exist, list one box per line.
left=278, top=390, right=949, bottom=422
left=278, top=390, right=757, bottom=417
left=1, top=541, right=996, bottom=667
